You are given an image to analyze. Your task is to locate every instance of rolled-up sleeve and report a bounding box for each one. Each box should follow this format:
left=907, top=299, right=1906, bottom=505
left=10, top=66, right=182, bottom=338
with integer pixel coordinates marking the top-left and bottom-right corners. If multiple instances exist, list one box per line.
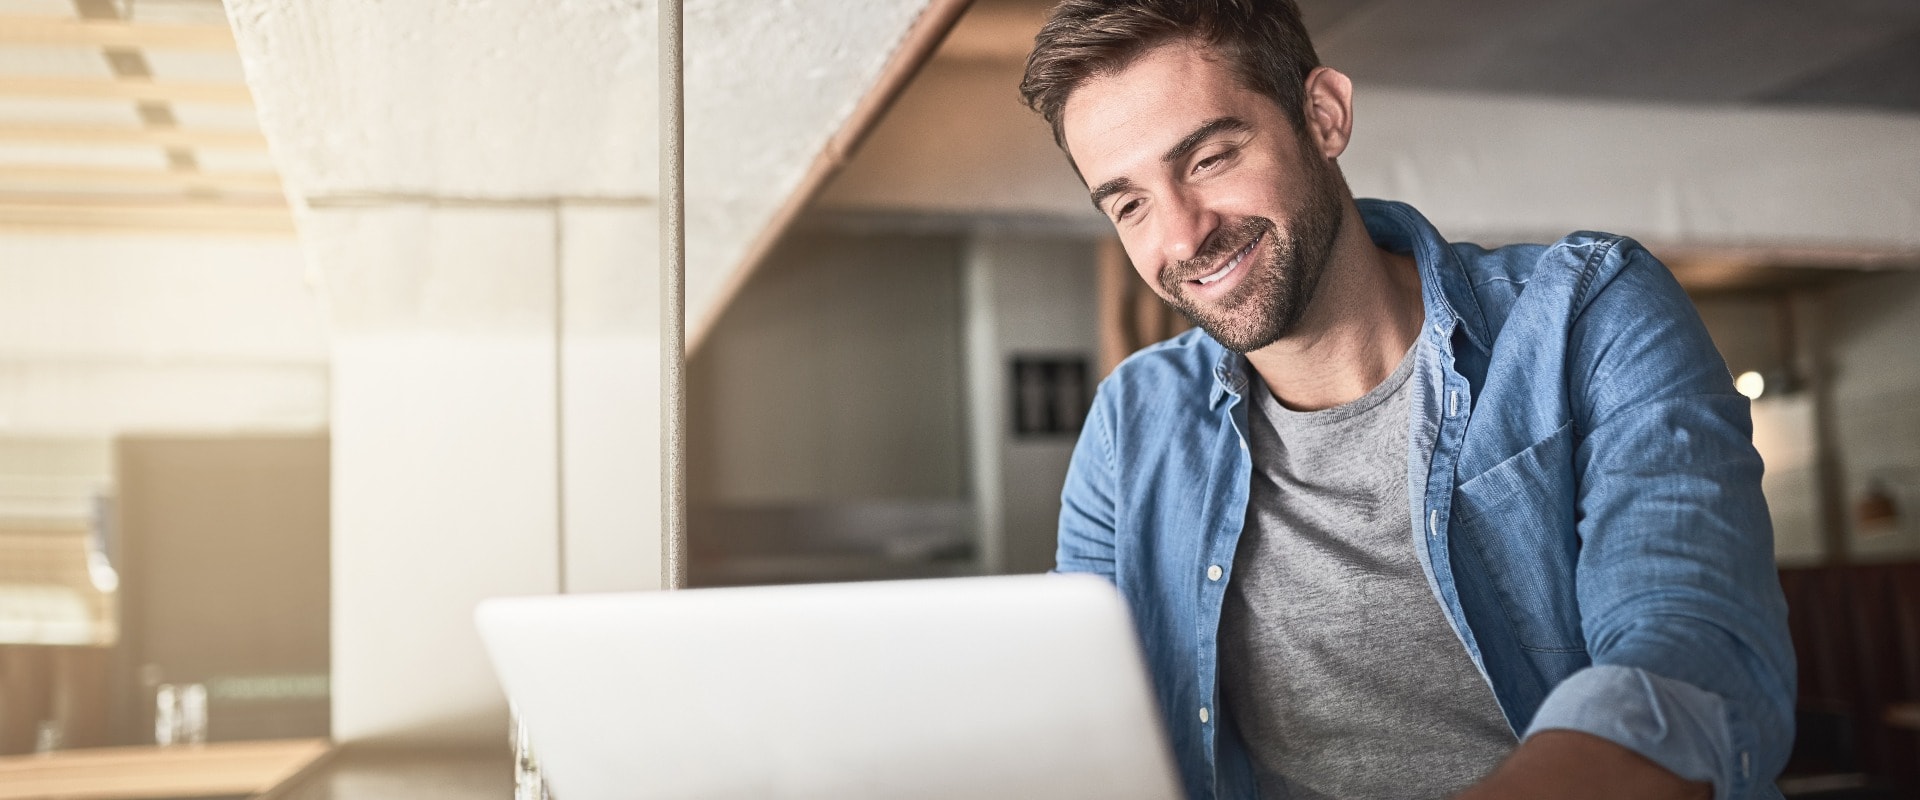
left=1527, top=665, right=1770, bottom=798
left=1546, top=240, right=1795, bottom=799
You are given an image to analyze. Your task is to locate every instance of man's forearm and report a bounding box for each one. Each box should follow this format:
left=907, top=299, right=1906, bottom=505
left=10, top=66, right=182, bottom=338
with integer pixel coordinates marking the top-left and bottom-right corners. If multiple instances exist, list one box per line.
left=1456, top=730, right=1711, bottom=800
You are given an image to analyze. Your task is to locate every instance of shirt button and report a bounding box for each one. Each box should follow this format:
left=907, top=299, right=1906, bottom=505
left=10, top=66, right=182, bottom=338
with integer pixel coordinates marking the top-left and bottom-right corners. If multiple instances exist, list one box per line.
left=1206, top=565, right=1223, bottom=582
left=1238, top=438, right=1247, bottom=451
left=1198, top=706, right=1210, bottom=724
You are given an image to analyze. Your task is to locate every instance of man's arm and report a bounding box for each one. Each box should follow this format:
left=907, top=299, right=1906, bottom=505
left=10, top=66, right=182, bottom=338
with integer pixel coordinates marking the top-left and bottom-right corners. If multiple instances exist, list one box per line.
left=1056, top=392, right=1119, bottom=579
left=1475, top=241, right=1795, bottom=799
left=1458, top=731, right=1708, bottom=800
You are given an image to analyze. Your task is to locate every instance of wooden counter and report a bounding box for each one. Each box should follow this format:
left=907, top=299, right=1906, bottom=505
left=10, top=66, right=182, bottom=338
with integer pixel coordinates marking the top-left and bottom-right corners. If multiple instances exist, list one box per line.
left=0, top=741, right=511, bottom=800
left=262, top=745, right=511, bottom=800
left=0, top=739, right=331, bottom=800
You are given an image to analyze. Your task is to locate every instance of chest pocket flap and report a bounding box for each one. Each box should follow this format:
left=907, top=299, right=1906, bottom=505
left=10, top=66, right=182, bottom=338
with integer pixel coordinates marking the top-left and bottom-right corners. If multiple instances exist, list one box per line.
left=1450, top=421, right=1584, bottom=653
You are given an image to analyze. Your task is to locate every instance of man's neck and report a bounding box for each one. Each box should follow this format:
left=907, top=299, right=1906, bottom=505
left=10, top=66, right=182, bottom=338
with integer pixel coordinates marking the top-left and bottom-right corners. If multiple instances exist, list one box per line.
left=1245, top=206, right=1424, bottom=412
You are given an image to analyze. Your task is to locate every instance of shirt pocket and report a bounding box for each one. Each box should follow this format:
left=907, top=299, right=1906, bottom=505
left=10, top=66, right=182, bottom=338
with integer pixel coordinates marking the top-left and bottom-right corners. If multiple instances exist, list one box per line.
left=1450, top=421, right=1585, bottom=653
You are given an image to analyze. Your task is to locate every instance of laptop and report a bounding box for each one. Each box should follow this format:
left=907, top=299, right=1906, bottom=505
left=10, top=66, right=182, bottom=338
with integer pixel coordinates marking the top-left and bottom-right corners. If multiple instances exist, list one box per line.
left=475, top=573, right=1182, bottom=799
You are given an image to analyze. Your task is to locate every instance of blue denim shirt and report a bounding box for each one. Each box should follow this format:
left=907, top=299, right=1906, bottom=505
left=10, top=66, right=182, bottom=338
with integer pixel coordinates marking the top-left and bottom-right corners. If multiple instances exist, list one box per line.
left=1057, top=199, right=1795, bottom=800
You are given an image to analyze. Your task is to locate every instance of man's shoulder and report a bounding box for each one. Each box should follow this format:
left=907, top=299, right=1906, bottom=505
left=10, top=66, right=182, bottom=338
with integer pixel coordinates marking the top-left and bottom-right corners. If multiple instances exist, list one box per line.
left=1360, top=199, right=1663, bottom=332
left=1091, top=328, right=1232, bottom=426
left=1450, top=230, right=1647, bottom=294
left=1104, top=328, right=1223, bottom=396
left=1447, top=230, right=1669, bottom=338
left=1086, top=329, right=1227, bottom=456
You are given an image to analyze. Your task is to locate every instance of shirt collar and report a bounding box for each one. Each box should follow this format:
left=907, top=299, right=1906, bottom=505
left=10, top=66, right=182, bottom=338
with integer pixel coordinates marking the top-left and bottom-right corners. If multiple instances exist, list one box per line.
left=1208, top=348, right=1246, bottom=410
left=1356, top=198, right=1493, bottom=353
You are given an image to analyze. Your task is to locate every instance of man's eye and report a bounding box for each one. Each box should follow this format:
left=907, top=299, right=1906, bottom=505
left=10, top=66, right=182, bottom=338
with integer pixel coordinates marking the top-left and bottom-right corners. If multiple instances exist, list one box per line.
left=1115, top=199, right=1142, bottom=220
left=1195, top=153, right=1227, bottom=173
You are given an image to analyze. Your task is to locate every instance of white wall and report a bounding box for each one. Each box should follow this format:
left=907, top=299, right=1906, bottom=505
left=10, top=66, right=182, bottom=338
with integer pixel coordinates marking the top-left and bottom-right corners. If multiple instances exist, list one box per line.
left=1696, top=296, right=1824, bottom=565
left=0, top=235, right=327, bottom=436
left=310, top=202, right=663, bottom=745
left=690, top=232, right=966, bottom=506
left=962, top=234, right=1100, bottom=575
left=0, top=234, right=328, bottom=525
left=1751, top=394, right=1824, bottom=565
left=1697, top=283, right=1920, bottom=567
left=313, top=205, right=562, bottom=745
left=686, top=227, right=1098, bottom=576
left=1828, top=272, right=1920, bottom=561
left=822, top=60, right=1920, bottom=257
left=558, top=207, right=663, bottom=595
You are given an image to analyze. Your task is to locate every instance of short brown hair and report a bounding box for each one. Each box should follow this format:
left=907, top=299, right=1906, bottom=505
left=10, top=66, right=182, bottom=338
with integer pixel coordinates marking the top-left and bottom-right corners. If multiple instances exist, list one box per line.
left=1019, top=0, right=1321, bottom=155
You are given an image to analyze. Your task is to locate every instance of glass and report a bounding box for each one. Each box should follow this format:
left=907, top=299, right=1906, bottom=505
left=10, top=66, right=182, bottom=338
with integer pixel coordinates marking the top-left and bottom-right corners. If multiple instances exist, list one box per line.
left=181, top=683, right=208, bottom=745
left=511, top=703, right=550, bottom=800
left=154, top=684, right=178, bottom=746
left=154, top=682, right=208, bottom=746
left=34, top=720, right=62, bottom=754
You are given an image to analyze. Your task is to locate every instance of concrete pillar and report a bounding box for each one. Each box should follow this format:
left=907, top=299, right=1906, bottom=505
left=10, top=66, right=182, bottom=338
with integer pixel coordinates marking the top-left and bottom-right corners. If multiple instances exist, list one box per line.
left=311, top=202, right=663, bottom=745
left=556, top=206, right=663, bottom=595
left=225, top=0, right=951, bottom=746
left=313, top=205, right=563, bottom=745
left=962, top=233, right=1101, bottom=576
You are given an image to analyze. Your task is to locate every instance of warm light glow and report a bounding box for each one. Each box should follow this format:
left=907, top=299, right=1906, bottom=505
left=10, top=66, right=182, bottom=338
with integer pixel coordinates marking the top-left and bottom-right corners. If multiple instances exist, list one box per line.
left=1735, top=371, right=1766, bottom=400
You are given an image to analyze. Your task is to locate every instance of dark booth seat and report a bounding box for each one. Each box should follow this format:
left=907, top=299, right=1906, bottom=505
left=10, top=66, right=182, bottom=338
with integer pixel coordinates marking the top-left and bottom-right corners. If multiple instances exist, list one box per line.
left=1778, top=562, right=1920, bottom=797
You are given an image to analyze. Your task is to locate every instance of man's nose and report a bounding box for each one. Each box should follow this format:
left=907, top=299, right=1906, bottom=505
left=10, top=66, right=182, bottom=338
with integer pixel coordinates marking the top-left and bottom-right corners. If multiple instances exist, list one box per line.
left=1157, top=194, right=1220, bottom=266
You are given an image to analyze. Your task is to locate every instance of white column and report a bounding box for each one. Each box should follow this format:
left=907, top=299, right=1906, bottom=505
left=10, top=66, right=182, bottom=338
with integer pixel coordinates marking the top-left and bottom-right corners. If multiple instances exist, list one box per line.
left=962, top=232, right=1101, bottom=575
left=315, top=205, right=563, bottom=746
left=558, top=206, right=664, bottom=595
left=962, top=237, right=1007, bottom=575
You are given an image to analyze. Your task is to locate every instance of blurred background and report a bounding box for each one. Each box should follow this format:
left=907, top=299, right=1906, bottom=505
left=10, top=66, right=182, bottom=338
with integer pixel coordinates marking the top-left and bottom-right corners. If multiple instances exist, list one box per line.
left=0, top=0, right=1916, bottom=797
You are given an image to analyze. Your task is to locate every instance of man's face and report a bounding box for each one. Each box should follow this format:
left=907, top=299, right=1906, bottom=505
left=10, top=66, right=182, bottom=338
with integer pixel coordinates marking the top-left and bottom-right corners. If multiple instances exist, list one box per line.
left=1062, top=41, right=1346, bottom=353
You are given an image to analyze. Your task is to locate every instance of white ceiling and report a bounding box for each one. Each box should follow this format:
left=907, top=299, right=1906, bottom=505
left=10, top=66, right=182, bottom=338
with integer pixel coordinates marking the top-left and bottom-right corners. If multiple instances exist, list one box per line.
left=225, top=0, right=957, bottom=336
left=0, top=0, right=287, bottom=233
left=1299, top=0, right=1920, bottom=111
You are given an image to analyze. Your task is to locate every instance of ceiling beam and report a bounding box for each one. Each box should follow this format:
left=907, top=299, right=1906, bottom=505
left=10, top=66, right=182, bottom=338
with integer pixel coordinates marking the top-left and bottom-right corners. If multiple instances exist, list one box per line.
left=0, top=76, right=252, bottom=105
left=0, top=193, right=286, bottom=209
left=0, top=15, right=236, bottom=51
left=0, top=165, right=280, bottom=192
left=692, top=0, right=975, bottom=350
left=0, top=195, right=292, bottom=236
left=0, top=122, right=267, bottom=150
left=932, top=2, right=1046, bottom=63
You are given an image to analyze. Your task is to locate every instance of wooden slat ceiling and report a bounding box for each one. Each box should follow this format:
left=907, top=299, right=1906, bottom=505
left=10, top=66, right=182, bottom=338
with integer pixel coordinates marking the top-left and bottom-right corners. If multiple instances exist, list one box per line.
left=0, top=0, right=288, bottom=236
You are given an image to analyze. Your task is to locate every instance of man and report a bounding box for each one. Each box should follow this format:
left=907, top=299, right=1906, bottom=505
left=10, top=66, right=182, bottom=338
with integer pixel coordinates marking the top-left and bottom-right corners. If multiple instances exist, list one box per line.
left=1020, top=2, right=1795, bottom=799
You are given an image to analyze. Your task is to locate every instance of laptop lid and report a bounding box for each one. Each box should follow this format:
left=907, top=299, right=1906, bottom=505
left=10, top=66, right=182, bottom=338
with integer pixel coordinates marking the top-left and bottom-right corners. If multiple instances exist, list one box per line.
left=476, top=573, right=1181, bottom=800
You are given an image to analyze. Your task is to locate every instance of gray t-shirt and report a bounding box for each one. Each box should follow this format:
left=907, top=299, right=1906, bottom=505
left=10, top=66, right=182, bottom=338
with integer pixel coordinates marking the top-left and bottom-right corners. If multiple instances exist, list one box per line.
left=1219, top=344, right=1516, bottom=800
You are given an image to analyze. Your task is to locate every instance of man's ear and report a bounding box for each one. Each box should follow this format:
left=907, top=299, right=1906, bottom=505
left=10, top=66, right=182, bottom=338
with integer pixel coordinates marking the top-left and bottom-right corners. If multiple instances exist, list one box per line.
left=1301, top=66, right=1355, bottom=160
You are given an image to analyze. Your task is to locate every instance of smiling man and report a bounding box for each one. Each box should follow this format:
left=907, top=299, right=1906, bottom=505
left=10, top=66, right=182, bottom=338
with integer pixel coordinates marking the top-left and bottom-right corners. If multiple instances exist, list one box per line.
left=1020, top=2, right=1795, bottom=799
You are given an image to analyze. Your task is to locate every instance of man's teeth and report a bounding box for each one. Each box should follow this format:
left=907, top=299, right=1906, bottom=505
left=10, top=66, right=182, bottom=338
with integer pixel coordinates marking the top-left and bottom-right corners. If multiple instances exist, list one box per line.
left=1197, top=239, right=1254, bottom=285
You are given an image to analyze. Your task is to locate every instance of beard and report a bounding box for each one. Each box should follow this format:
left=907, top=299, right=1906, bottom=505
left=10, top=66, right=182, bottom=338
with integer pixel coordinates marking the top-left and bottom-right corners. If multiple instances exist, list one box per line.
left=1157, top=149, right=1348, bottom=354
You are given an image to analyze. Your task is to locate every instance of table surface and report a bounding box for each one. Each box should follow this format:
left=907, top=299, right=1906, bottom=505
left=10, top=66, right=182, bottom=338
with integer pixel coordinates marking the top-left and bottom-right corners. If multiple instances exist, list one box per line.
left=261, top=745, right=512, bottom=800
left=0, top=739, right=332, bottom=800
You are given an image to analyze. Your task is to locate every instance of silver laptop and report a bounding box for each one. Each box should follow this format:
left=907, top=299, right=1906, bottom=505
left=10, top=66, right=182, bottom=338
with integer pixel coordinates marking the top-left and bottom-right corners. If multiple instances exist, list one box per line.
left=475, top=573, right=1181, bottom=800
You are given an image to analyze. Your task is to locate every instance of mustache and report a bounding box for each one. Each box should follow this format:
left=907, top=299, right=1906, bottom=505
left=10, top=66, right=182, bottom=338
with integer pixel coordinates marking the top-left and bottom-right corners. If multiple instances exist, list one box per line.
left=1165, top=217, right=1275, bottom=285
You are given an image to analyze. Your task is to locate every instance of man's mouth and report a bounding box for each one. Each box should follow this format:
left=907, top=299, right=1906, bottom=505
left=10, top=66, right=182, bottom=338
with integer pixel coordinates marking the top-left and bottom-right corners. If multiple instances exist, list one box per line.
left=1193, top=231, right=1262, bottom=287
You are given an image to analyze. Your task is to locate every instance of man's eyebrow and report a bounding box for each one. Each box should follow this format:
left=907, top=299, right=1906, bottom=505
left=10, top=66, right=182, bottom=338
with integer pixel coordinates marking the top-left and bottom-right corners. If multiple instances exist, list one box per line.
left=1089, top=176, right=1138, bottom=213
left=1162, top=117, right=1251, bottom=165
left=1087, top=117, right=1253, bottom=213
